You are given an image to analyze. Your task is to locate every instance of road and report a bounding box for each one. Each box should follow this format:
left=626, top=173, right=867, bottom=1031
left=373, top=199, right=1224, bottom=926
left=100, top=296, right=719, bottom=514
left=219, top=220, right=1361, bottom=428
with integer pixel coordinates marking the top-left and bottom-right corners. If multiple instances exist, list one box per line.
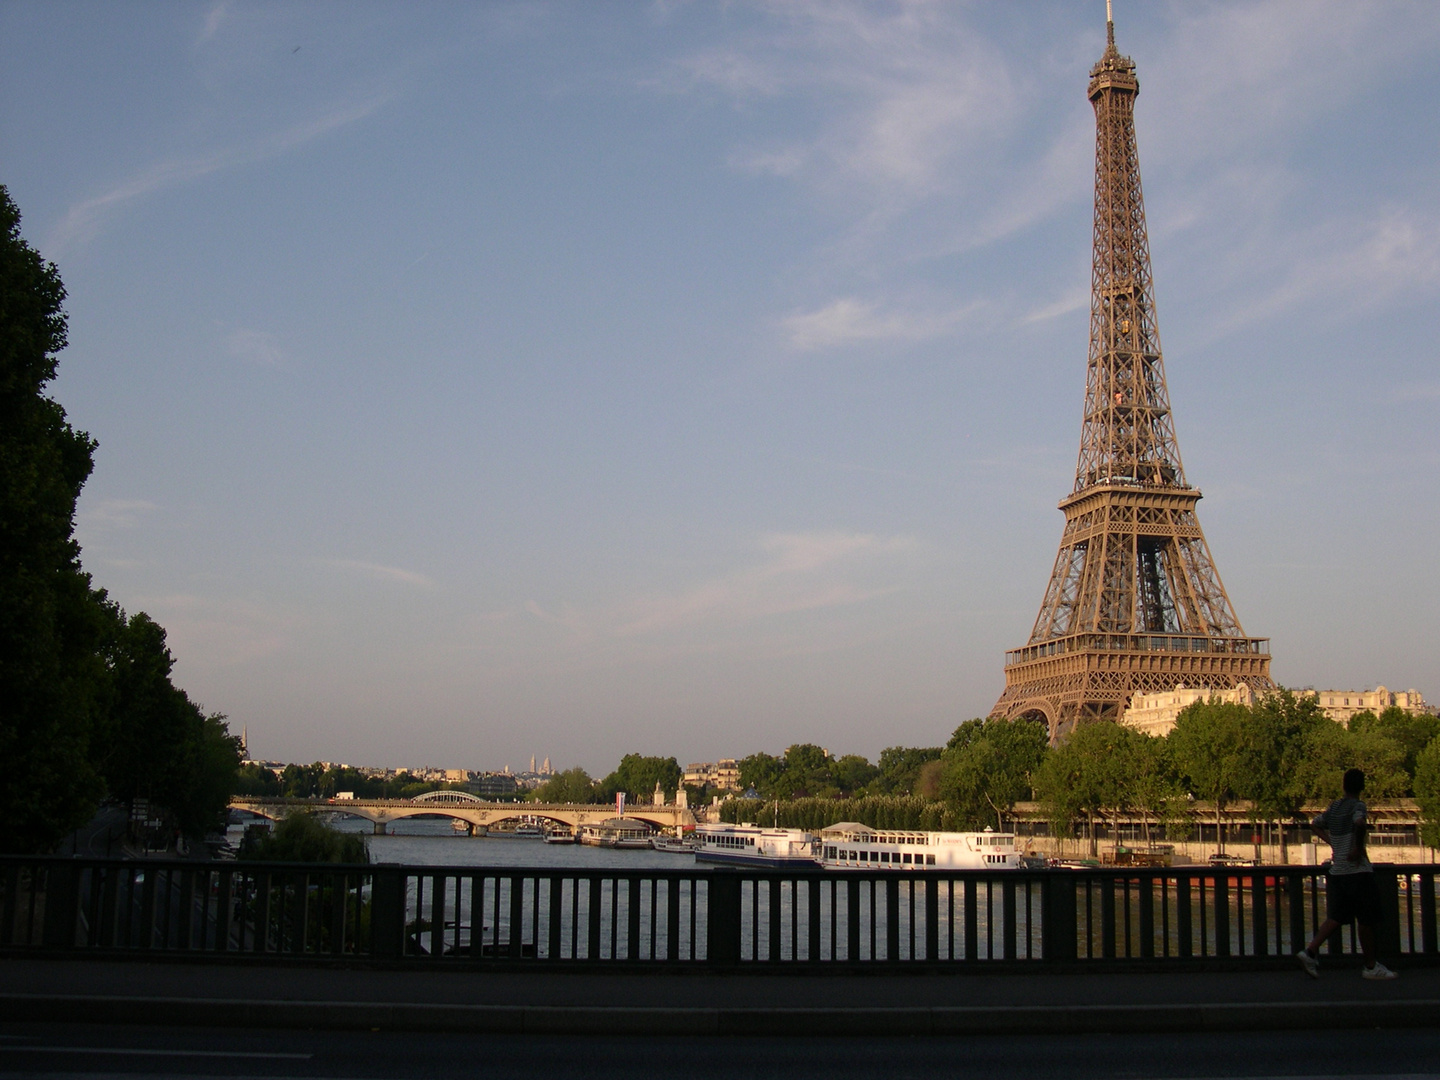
left=3, top=1022, right=1440, bottom=1079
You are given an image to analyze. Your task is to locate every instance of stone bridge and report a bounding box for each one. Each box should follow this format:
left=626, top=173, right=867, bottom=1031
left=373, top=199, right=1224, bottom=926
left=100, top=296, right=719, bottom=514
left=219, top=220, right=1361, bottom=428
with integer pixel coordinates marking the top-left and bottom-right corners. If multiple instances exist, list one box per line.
left=230, top=792, right=696, bottom=835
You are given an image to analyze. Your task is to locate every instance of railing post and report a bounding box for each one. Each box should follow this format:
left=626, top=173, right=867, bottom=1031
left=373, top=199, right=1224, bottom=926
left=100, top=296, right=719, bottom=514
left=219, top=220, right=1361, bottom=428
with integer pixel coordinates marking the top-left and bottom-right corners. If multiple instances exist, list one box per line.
left=1421, top=870, right=1436, bottom=955
left=885, top=878, right=900, bottom=962
left=706, top=873, right=741, bottom=967
left=1214, top=873, right=1231, bottom=958
left=370, top=868, right=406, bottom=958
left=1100, top=875, right=1116, bottom=958
left=924, top=878, right=939, bottom=962
left=1176, top=872, right=1192, bottom=958
left=1041, top=872, right=1076, bottom=962
left=41, top=862, right=78, bottom=949
left=1288, top=870, right=1307, bottom=955
left=1138, top=872, right=1155, bottom=959
left=1374, top=868, right=1401, bottom=960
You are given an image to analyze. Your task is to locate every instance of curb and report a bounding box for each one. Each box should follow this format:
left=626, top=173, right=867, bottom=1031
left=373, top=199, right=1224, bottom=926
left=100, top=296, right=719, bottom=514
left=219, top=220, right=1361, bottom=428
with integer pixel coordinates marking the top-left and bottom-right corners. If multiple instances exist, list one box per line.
left=5, top=994, right=1440, bottom=1035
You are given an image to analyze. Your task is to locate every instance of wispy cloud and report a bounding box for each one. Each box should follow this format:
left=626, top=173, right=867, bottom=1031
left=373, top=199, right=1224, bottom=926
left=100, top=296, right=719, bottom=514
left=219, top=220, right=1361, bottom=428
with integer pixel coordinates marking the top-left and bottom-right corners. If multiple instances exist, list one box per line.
left=324, top=559, right=434, bottom=590
left=196, top=2, right=228, bottom=46
left=47, top=97, right=389, bottom=253
left=79, top=498, right=159, bottom=529
left=783, top=297, right=975, bottom=351
left=130, top=592, right=297, bottom=668
left=1023, top=286, right=1089, bottom=325
left=226, top=328, right=286, bottom=367
left=615, top=531, right=916, bottom=636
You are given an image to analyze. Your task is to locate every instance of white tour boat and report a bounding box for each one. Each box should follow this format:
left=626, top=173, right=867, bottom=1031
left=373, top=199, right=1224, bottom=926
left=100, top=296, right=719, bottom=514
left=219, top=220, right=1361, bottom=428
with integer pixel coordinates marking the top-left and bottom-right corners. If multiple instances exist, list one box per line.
left=693, top=823, right=819, bottom=868
left=816, top=822, right=1020, bottom=870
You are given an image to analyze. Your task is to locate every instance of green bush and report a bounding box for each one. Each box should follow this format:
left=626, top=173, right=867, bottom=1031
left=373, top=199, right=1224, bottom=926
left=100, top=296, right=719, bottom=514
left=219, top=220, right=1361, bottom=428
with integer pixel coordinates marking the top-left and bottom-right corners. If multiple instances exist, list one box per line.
left=239, top=813, right=368, bottom=863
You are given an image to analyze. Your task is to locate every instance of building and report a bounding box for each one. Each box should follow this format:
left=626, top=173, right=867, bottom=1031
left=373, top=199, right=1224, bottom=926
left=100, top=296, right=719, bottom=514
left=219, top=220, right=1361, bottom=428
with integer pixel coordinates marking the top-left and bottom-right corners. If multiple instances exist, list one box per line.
left=682, top=759, right=741, bottom=791
left=1301, top=687, right=1432, bottom=727
left=1119, top=683, right=1257, bottom=737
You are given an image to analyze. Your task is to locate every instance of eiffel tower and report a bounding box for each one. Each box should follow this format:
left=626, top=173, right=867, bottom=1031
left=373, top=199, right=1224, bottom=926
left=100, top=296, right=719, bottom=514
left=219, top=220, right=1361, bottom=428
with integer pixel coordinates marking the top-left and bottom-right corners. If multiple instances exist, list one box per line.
left=990, top=8, right=1273, bottom=740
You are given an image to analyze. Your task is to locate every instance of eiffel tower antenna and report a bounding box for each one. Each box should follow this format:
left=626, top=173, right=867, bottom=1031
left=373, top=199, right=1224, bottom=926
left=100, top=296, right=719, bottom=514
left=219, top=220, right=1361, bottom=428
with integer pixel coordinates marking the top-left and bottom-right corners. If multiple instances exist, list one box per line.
left=990, top=15, right=1273, bottom=740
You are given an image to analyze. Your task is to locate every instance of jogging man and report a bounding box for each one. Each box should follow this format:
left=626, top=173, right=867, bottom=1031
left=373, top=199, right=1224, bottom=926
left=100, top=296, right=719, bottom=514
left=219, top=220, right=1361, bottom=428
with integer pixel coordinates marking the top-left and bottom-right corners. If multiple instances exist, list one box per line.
left=1296, top=767, right=1398, bottom=980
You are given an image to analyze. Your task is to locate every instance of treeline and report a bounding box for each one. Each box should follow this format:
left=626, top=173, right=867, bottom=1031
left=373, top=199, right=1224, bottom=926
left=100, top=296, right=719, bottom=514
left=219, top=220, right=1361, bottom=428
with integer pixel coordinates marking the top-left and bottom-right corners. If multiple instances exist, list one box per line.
left=1, top=187, right=241, bottom=853
left=531, top=755, right=684, bottom=805
left=234, top=763, right=469, bottom=801
left=716, top=694, right=1440, bottom=854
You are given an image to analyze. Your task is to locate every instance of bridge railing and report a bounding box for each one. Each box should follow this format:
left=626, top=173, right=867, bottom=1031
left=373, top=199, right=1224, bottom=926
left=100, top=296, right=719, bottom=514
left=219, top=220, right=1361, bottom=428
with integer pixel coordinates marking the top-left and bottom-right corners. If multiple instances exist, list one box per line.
left=3, top=857, right=1436, bottom=967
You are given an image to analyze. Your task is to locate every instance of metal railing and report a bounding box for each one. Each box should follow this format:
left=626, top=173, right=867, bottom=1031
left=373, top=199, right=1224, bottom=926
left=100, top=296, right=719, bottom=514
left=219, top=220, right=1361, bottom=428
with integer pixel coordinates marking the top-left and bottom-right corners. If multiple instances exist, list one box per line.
left=3, top=856, right=1436, bottom=967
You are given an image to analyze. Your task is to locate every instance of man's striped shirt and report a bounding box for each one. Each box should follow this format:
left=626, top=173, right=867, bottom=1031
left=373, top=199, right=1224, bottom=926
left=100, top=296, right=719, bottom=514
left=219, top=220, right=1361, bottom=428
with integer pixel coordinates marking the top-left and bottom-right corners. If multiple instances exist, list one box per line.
left=1312, top=796, right=1370, bottom=876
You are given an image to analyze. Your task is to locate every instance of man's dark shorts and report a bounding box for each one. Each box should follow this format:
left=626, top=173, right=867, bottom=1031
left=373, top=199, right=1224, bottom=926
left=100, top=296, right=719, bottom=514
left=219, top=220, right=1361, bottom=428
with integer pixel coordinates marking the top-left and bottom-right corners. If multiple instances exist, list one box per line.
left=1327, top=872, right=1381, bottom=925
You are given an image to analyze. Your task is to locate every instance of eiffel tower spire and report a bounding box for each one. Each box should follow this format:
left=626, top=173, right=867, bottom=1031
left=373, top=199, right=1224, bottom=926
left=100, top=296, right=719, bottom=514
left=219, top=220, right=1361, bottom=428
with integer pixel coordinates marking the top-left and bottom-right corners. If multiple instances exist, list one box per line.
left=990, top=13, right=1273, bottom=739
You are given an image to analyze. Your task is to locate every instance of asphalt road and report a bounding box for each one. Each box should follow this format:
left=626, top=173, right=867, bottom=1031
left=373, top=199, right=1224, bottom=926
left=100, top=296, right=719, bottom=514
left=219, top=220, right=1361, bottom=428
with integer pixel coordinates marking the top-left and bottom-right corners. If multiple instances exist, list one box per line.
left=3, top=1023, right=1440, bottom=1080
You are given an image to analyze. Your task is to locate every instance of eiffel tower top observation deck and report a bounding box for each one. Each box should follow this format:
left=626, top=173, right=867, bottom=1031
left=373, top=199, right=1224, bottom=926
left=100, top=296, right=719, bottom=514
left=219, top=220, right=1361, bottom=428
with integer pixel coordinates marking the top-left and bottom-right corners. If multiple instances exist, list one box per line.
left=990, top=9, right=1273, bottom=740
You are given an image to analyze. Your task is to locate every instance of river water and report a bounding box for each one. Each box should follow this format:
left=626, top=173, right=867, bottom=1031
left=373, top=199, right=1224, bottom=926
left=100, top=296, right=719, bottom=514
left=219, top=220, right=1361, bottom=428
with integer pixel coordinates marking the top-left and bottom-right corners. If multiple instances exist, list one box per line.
left=242, top=813, right=691, bottom=872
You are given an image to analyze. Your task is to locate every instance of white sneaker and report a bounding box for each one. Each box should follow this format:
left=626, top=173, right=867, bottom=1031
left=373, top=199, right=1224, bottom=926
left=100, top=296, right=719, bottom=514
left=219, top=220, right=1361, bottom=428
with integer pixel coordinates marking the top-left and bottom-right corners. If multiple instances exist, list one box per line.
left=1362, top=961, right=1398, bottom=980
left=1296, top=949, right=1319, bottom=978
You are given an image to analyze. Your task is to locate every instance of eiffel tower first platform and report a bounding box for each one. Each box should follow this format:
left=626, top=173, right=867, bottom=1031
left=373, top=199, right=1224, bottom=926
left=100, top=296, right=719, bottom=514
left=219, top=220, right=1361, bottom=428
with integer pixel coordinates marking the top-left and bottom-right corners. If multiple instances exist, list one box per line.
left=990, top=12, right=1273, bottom=740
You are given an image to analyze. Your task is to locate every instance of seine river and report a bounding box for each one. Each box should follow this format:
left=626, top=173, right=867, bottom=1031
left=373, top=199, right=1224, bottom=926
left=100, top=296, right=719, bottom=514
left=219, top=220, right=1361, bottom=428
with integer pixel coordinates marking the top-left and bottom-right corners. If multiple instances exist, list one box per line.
left=245, top=814, right=693, bottom=872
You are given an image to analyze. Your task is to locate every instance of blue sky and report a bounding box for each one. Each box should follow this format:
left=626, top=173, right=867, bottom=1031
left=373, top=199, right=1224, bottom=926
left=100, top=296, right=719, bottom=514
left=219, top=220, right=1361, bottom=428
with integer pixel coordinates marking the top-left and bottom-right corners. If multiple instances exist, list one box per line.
left=3, top=1, right=1437, bottom=773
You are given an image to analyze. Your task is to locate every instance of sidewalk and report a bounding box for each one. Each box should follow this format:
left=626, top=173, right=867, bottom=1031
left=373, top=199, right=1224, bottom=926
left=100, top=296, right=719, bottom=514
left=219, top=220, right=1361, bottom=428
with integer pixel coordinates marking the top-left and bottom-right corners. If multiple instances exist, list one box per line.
left=3, top=956, right=1437, bottom=1035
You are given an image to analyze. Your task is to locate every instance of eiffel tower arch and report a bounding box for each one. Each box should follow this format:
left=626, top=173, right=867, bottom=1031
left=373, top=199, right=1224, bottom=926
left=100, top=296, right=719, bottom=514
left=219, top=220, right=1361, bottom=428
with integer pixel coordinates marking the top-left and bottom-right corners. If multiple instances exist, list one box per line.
left=991, top=13, right=1273, bottom=741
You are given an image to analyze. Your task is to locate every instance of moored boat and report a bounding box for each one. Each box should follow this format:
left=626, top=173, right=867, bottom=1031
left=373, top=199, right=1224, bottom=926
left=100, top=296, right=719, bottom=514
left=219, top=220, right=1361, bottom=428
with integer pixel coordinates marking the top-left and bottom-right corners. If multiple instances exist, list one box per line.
left=816, top=823, right=1020, bottom=870
left=650, top=834, right=697, bottom=854
left=693, top=823, right=818, bottom=868
left=543, top=825, right=576, bottom=844
left=579, top=817, right=654, bottom=849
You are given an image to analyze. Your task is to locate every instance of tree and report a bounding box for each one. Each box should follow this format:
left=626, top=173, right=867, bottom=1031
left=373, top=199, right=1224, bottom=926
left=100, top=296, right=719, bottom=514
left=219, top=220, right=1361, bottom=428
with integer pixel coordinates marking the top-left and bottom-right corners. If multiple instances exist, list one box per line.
left=240, top=813, right=368, bottom=863
left=0, top=185, right=111, bottom=853
left=737, top=752, right=785, bottom=796
left=1169, top=699, right=1249, bottom=855
left=532, top=768, right=598, bottom=804
left=1241, top=689, right=1327, bottom=860
left=596, top=754, right=682, bottom=803
left=874, top=746, right=943, bottom=796
left=1351, top=707, right=1440, bottom=789
left=830, top=754, right=879, bottom=796
left=939, top=718, right=1048, bottom=831
left=1415, top=739, right=1440, bottom=852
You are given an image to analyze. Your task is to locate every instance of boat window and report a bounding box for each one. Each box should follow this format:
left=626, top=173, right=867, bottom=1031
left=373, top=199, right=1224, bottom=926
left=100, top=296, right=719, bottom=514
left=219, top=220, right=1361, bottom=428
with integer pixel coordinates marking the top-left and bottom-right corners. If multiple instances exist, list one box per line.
left=902, top=853, right=911, bottom=864
left=879, top=852, right=890, bottom=864
left=926, top=854, right=936, bottom=865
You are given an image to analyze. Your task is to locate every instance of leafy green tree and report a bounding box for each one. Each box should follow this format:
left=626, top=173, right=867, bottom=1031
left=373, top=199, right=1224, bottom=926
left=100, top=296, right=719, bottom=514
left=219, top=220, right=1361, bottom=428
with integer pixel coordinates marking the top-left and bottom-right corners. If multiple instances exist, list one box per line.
left=1290, top=720, right=1408, bottom=806
left=1240, top=689, right=1327, bottom=860
left=738, top=751, right=785, bottom=796
left=1127, top=730, right=1186, bottom=847
left=1169, top=699, right=1249, bottom=854
left=939, top=718, right=1048, bottom=831
left=0, top=185, right=112, bottom=853
left=1350, top=706, right=1440, bottom=788
left=240, top=813, right=368, bottom=863
left=597, top=754, right=682, bottom=802
left=236, top=763, right=283, bottom=796
left=96, top=609, right=242, bottom=837
left=830, top=754, right=879, bottom=796
left=533, top=767, right=598, bottom=804
left=873, top=746, right=943, bottom=795
left=1415, top=739, right=1440, bottom=851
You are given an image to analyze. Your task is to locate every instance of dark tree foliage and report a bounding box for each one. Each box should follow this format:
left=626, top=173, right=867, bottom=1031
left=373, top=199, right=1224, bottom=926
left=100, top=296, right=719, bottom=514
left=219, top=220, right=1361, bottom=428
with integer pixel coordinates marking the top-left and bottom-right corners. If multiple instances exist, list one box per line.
left=0, top=186, right=242, bottom=850
left=239, top=813, right=368, bottom=864
left=0, top=185, right=110, bottom=853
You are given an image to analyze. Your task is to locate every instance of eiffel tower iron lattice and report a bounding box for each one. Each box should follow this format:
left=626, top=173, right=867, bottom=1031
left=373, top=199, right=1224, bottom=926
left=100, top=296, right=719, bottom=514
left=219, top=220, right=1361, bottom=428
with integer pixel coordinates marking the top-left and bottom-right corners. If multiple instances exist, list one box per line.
left=990, top=14, right=1273, bottom=740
